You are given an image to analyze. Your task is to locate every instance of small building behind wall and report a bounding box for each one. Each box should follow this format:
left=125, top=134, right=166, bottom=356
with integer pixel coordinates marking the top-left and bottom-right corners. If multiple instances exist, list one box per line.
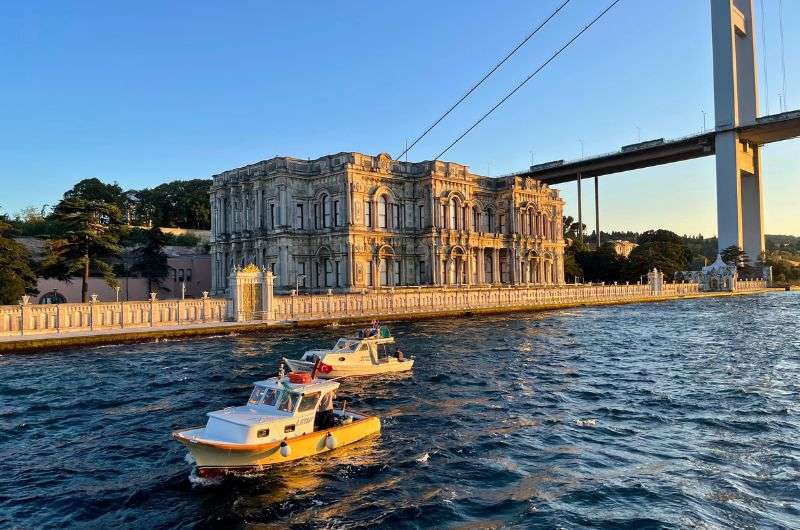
left=209, top=152, right=567, bottom=294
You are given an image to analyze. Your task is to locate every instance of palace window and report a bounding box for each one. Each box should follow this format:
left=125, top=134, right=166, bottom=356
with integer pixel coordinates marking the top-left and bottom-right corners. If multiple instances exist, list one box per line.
left=448, top=201, right=457, bottom=229
left=270, top=204, right=276, bottom=230
left=365, top=261, right=373, bottom=286
left=379, top=258, right=389, bottom=286
left=325, top=259, right=333, bottom=287
left=335, top=260, right=342, bottom=287
left=378, top=196, right=388, bottom=229
left=314, top=203, right=319, bottom=229
left=498, top=214, right=506, bottom=234
left=364, top=200, right=373, bottom=227
left=297, top=261, right=306, bottom=287
left=333, top=200, right=340, bottom=226
left=418, top=205, right=424, bottom=228
left=295, top=203, right=304, bottom=229
left=322, top=194, right=330, bottom=228
left=393, top=203, right=402, bottom=229
left=473, top=208, right=480, bottom=232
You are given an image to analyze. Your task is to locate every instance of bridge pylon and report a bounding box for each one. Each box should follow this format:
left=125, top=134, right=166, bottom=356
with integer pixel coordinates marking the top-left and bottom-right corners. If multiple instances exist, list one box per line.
left=711, top=0, right=764, bottom=262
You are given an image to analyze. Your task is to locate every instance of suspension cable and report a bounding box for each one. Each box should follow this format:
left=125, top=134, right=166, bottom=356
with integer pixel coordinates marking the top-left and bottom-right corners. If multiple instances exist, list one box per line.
left=434, top=0, right=622, bottom=161
left=761, top=0, right=769, bottom=115
left=778, top=0, right=787, bottom=111
left=394, top=0, right=573, bottom=161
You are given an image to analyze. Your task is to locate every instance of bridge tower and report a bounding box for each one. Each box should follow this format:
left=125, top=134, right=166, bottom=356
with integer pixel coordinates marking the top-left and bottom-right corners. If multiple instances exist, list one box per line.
left=711, top=0, right=764, bottom=261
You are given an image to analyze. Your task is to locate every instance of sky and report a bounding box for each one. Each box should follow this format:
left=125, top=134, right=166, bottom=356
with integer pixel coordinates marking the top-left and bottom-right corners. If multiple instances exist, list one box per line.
left=1, top=0, right=798, bottom=236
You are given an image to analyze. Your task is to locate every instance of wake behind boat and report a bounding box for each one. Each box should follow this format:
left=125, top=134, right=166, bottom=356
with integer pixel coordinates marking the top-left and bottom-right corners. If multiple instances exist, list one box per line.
left=283, top=325, right=414, bottom=378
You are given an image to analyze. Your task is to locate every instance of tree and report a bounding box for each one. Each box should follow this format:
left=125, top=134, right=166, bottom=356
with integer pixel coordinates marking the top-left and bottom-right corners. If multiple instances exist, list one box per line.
left=64, top=178, right=125, bottom=208
left=131, top=179, right=212, bottom=229
left=622, top=229, right=692, bottom=282
left=720, top=244, right=758, bottom=278
left=0, top=214, right=38, bottom=304
left=562, top=216, right=586, bottom=282
left=576, top=244, right=626, bottom=283
left=130, top=227, right=170, bottom=293
left=41, top=193, right=123, bottom=302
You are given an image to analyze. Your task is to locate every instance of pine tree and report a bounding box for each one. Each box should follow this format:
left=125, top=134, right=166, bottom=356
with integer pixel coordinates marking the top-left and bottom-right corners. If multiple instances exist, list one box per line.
left=41, top=197, right=123, bottom=302
left=0, top=215, right=38, bottom=304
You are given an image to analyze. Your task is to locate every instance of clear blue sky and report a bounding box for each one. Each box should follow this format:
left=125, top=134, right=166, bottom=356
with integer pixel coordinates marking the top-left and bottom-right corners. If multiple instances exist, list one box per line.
left=1, top=0, right=797, bottom=235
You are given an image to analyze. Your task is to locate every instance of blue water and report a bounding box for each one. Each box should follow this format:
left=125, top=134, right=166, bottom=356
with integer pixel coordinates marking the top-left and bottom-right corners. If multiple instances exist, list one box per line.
left=2, top=292, right=800, bottom=529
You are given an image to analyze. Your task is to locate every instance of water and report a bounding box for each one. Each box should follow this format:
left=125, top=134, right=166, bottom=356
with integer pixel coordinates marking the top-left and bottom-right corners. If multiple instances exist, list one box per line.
left=2, top=293, right=800, bottom=529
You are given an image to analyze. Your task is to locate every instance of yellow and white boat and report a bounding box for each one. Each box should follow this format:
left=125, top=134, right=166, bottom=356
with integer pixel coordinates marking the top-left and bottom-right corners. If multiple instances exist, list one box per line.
left=283, top=326, right=414, bottom=378
left=173, top=372, right=381, bottom=477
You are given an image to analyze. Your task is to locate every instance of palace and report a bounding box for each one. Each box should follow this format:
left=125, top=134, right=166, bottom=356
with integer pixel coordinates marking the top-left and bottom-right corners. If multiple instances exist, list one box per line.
left=209, top=152, right=566, bottom=294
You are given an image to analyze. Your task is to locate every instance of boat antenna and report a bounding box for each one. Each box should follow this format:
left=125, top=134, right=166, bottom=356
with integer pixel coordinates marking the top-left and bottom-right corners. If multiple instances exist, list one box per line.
left=278, top=361, right=285, bottom=380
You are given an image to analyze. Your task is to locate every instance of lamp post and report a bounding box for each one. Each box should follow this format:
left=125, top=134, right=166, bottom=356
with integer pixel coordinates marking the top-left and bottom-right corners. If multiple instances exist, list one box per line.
left=181, top=282, right=186, bottom=300
left=115, top=285, right=120, bottom=302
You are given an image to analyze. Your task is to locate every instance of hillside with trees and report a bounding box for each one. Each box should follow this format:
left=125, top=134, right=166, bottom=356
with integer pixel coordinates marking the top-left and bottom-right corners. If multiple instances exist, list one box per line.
left=0, top=177, right=212, bottom=303
left=563, top=219, right=800, bottom=286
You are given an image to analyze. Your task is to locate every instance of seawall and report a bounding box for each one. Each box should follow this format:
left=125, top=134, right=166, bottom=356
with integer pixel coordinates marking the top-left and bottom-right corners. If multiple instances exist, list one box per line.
left=0, top=289, right=778, bottom=354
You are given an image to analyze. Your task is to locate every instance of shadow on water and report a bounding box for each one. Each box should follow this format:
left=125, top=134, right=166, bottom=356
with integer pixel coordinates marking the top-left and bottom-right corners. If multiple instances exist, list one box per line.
left=1, top=292, right=800, bottom=528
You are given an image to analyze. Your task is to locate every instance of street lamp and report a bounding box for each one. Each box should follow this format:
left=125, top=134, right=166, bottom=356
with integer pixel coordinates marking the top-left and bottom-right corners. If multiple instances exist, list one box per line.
left=296, top=274, right=306, bottom=294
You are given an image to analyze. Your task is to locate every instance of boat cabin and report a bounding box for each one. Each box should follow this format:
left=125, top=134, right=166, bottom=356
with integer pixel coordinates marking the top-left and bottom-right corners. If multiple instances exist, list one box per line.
left=301, top=332, right=396, bottom=365
left=200, top=377, right=339, bottom=445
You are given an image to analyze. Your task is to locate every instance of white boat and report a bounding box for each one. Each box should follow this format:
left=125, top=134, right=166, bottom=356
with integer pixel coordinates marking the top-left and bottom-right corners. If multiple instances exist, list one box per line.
left=173, top=371, right=381, bottom=477
left=283, top=326, right=414, bottom=378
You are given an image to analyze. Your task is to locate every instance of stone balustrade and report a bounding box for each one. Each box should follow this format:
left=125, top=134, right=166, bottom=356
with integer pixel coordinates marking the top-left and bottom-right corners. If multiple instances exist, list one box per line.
left=1, top=279, right=770, bottom=338
left=270, top=282, right=702, bottom=322
left=734, top=279, right=769, bottom=292
left=0, top=297, right=228, bottom=337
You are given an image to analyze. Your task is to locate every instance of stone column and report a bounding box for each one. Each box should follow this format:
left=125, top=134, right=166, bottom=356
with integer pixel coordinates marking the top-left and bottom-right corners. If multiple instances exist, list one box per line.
left=262, top=270, right=275, bottom=320
left=493, top=249, right=500, bottom=284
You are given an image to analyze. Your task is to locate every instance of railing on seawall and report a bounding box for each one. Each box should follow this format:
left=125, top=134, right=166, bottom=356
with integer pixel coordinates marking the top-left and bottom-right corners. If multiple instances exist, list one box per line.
left=0, top=297, right=228, bottom=337
left=735, top=279, right=768, bottom=292
left=271, top=282, right=702, bottom=322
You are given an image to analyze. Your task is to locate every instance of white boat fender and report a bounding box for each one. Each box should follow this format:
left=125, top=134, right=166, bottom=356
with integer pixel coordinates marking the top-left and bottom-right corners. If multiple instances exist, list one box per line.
left=280, top=441, right=291, bottom=457
left=325, top=432, right=337, bottom=450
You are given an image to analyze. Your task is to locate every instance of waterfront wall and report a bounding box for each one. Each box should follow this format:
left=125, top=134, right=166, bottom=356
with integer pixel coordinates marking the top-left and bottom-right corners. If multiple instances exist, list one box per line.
left=271, top=282, right=703, bottom=321
left=0, top=296, right=227, bottom=337
left=0, top=280, right=768, bottom=337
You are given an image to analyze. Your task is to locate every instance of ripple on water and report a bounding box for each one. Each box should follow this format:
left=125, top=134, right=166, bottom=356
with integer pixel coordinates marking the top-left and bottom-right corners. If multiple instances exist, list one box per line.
left=1, top=293, right=799, bottom=528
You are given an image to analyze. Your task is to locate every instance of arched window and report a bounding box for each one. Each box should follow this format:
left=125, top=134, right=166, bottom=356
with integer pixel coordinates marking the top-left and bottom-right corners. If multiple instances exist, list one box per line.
left=39, top=291, right=66, bottom=304
left=379, top=258, right=389, bottom=285
left=449, top=199, right=458, bottom=229
left=472, top=207, right=480, bottom=232
left=378, top=195, right=388, bottom=229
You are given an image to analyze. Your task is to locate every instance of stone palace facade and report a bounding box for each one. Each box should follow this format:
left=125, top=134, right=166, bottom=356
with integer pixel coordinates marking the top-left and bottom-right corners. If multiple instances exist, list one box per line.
left=209, top=152, right=566, bottom=294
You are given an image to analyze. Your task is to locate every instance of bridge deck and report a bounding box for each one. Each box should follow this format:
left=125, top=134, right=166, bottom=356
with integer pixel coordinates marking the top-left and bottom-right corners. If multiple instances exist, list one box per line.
left=508, top=110, right=799, bottom=185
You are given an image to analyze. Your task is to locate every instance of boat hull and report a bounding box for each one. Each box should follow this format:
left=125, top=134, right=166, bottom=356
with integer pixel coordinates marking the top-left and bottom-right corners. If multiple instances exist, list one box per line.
left=174, top=415, right=381, bottom=476
left=284, top=358, right=414, bottom=378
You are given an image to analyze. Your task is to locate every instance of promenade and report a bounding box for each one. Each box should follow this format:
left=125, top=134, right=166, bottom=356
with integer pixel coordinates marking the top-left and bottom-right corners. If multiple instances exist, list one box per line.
left=0, top=280, right=770, bottom=353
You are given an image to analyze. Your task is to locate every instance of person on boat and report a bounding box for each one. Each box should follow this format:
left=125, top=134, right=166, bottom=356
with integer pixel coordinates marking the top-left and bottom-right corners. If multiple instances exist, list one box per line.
left=368, top=320, right=380, bottom=337
left=395, top=348, right=404, bottom=362
left=315, top=390, right=335, bottom=430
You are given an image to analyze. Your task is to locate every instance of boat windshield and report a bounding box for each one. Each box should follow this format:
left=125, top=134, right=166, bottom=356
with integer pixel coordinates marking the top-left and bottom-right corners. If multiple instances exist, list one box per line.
left=276, top=391, right=300, bottom=413
left=262, top=388, right=279, bottom=406
left=333, top=339, right=358, bottom=352
left=248, top=386, right=266, bottom=405
left=248, top=386, right=280, bottom=407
